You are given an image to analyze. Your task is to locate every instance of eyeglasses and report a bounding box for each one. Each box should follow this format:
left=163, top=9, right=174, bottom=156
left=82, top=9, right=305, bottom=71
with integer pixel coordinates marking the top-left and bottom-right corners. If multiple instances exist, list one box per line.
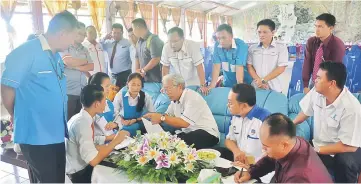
left=161, top=85, right=177, bottom=93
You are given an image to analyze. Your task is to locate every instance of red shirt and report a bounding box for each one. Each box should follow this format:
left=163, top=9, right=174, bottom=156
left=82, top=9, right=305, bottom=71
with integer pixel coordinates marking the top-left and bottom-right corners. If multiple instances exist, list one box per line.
left=302, top=34, right=345, bottom=88
left=249, top=137, right=333, bottom=183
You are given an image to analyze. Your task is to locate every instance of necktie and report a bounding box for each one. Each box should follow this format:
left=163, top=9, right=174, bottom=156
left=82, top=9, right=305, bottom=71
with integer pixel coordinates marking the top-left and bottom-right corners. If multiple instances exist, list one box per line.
left=312, top=43, right=324, bottom=81
left=110, top=41, right=119, bottom=69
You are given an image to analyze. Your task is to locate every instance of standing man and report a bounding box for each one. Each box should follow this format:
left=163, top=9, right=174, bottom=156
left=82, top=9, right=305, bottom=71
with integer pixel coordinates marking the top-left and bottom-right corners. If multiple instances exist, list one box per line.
left=294, top=61, right=361, bottom=182
left=234, top=113, right=332, bottom=183
left=247, top=19, right=288, bottom=93
left=101, top=23, right=132, bottom=88
left=128, top=28, right=138, bottom=73
left=161, top=27, right=207, bottom=93
left=62, top=22, right=94, bottom=120
left=1, top=11, right=78, bottom=183
left=215, top=84, right=270, bottom=163
left=208, top=24, right=251, bottom=89
left=83, top=25, right=107, bottom=75
left=132, top=18, right=164, bottom=82
left=302, top=13, right=345, bottom=94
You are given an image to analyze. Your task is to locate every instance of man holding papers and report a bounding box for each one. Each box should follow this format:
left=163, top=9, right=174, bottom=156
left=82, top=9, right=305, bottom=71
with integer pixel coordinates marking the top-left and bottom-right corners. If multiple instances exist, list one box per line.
left=143, top=74, right=219, bottom=149
left=66, top=85, right=129, bottom=183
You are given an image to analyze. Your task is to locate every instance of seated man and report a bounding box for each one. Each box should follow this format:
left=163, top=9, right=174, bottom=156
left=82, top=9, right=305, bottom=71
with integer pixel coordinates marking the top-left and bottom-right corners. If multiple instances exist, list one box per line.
left=66, top=85, right=129, bottom=183
left=235, top=113, right=333, bottom=183
left=294, top=61, right=361, bottom=182
left=143, top=74, right=219, bottom=149
left=215, top=84, right=270, bottom=164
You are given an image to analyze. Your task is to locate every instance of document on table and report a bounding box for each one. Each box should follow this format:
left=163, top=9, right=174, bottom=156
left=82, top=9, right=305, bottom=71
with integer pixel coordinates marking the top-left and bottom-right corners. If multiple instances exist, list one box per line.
left=215, top=157, right=247, bottom=171
left=141, top=118, right=164, bottom=133
left=114, top=137, right=135, bottom=150
left=95, top=116, right=114, bottom=136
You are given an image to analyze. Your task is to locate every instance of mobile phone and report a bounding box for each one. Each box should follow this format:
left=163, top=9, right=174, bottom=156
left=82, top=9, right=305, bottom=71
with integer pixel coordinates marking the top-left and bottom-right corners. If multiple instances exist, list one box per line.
left=214, top=166, right=238, bottom=177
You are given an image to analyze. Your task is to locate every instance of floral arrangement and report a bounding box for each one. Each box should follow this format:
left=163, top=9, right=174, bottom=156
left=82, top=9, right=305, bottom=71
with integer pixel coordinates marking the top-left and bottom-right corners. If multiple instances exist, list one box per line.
left=113, top=132, right=209, bottom=183
left=1, top=120, right=13, bottom=148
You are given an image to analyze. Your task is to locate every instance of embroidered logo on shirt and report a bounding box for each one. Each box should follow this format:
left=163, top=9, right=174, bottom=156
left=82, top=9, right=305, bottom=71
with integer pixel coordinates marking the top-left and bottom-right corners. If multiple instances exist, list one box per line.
left=251, top=129, right=256, bottom=135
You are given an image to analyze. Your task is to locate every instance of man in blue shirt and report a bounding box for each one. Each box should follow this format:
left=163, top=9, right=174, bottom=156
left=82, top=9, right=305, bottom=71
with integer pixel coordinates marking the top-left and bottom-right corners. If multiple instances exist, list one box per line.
left=1, top=11, right=78, bottom=183
left=208, top=24, right=251, bottom=90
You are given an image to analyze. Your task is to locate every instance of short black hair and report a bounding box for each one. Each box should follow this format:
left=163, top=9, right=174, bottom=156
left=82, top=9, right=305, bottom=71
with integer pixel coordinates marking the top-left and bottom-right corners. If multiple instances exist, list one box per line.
left=47, top=10, right=78, bottom=34
left=319, top=61, right=346, bottom=89
left=77, top=21, right=86, bottom=29
left=127, top=27, right=133, bottom=32
left=132, top=18, right=147, bottom=29
left=264, top=113, right=296, bottom=138
left=231, top=84, right=256, bottom=106
left=257, top=19, right=276, bottom=31
left=216, top=24, right=233, bottom=35
left=80, top=85, right=104, bottom=108
left=168, top=27, right=184, bottom=38
left=112, top=23, right=123, bottom=31
left=88, top=72, right=110, bottom=86
left=316, top=13, right=336, bottom=27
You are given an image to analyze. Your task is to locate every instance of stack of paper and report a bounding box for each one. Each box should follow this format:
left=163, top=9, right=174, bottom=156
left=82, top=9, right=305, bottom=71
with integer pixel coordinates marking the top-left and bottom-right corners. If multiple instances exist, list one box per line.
left=95, top=116, right=114, bottom=136
left=114, top=137, right=135, bottom=150
left=141, top=118, right=164, bottom=133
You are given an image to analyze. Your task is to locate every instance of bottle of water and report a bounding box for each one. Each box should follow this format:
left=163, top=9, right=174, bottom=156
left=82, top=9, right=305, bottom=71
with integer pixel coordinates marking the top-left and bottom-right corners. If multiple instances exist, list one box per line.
left=296, top=80, right=301, bottom=92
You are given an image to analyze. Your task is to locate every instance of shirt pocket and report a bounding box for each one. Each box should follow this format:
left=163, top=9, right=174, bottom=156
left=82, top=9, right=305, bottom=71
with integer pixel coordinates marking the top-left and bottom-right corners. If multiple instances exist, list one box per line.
left=326, top=116, right=340, bottom=140
left=246, top=134, right=261, bottom=157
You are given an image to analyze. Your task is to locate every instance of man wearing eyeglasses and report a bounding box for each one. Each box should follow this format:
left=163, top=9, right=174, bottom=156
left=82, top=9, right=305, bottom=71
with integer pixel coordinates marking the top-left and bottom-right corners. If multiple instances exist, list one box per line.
left=161, top=27, right=208, bottom=95
left=247, top=19, right=288, bottom=93
left=62, top=22, right=94, bottom=120
left=208, top=24, right=251, bottom=90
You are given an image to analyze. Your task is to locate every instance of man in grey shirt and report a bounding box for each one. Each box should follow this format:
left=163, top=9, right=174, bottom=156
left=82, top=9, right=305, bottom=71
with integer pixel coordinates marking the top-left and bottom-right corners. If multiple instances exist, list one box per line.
left=101, top=23, right=131, bottom=88
left=132, top=18, right=164, bottom=82
left=62, top=22, right=94, bottom=120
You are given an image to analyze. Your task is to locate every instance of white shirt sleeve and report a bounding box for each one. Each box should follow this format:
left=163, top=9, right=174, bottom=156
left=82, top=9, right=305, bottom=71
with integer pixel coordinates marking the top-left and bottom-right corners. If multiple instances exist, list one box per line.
left=144, top=94, right=155, bottom=113
left=74, top=123, right=98, bottom=164
left=226, top=117, right=236, bottom=141
left=299, top=88, right=315, bottom=116
left=246, top=47, right=253, bottom=65
left=165, top=103, right=174, bottom=116
left=191, top=42, right=204, bottom=66
left=277, top=44, right=289, bottom=67
left=113, top=91, right=124, bottom=126
left=160, top=44, right=170, bottom=66
left=94, top=135, right=106, bottom=145
left=338, top=111, right=361, bottom=147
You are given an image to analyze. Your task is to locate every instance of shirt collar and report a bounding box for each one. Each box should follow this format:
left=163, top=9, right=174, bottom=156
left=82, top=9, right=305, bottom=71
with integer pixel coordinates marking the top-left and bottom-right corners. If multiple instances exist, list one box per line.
left=278, top=137, right=300, bottom=167
left=141, top=31, right=152, bottom=41
left=258, top=39, right=276, bottom=48
left=245, top=105, right=261, bottom=120
left=38, top=34, right=51, bottom=51
left=180, top=40, right=188, bottom=53
left=217, top=39, right=237, bottom=49
left=124, top=91, right=140, bottom=99
left=178, top=89, right=188, bottom=105
left=80, top=109, right=94, bottom=122
left=320, top=34, right=333, bottom=47
left=329, top=87, right=347, bottom=108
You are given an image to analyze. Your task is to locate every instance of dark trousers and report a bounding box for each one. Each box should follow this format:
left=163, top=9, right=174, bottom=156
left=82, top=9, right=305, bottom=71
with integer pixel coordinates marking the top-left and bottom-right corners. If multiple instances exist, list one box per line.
left=318, top=148, right=361, bottom=183
left=67, top=95, right=82, bottom=121
left=67, top=165, right=94, bottom=183
left=112, top=69, right=131, bottom=89
left=19, top=143, right=66, bottom=183
left=177, top=129, right=219, bottom=150
left=213, top=147, right=234, bottom=161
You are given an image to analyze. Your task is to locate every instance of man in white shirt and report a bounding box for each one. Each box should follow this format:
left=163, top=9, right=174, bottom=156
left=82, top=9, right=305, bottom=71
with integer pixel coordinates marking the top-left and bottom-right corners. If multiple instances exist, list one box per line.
left=127, top=28, right=138, bottom=73
left=66, top=85, right=129, bottom=183
left=214, top=84, right=270, bottom=164
left=143, top=74, right=219, bottom=149
left=83, top=25, right=107, bottom=75
left=161, top=27, right=207, bottom=94
left=293, top=61, right=361, bottom=183
left=247, top=19, right=288, bottom=93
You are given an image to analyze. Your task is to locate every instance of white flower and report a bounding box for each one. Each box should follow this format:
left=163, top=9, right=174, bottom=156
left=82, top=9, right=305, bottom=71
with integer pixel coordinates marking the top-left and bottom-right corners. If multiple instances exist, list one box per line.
left=176, top=140, right=189, bottom=152
left=147, top=148, right=160, bottom=160
left=168, top=152, right=180, bottom=165
left=137, top=156, right=149, bottom=166
left=184, top=163, right=194, bottom=172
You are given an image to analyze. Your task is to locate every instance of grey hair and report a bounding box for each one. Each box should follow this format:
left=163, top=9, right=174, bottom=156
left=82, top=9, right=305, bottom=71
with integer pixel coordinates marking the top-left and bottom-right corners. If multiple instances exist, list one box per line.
left=162, top=73, right=185, bottom=89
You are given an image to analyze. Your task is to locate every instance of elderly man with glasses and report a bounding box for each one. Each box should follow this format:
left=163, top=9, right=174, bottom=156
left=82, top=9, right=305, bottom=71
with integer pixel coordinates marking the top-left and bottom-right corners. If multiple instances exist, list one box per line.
left=160, top=27, right=208, bottom=95
left=143, top=74, right=219, bottom=149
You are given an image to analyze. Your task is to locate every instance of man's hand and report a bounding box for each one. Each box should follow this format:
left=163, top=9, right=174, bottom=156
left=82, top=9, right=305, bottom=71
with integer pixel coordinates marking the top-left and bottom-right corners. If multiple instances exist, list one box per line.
left=232, top=160, right=250, bottom=170
left=104, top=33, right=112, bottom=40
left=143, top=113, right=162, bottom=124
left=199, top=86, right=210, bottom=96
left=234, top=171, right=251, bottom=183
left=135, top=69, right=145, bottom=77
left=104, top=122, right=118, bottom=130
left=121, top=119, right=131, bottom=126
left=113, top=130, right=130, bottom=145
left=233, top=150, right=247, bottom=163
left=253, top=78, right=263, bottom=88
left=303, top=87, right=310, bottom=94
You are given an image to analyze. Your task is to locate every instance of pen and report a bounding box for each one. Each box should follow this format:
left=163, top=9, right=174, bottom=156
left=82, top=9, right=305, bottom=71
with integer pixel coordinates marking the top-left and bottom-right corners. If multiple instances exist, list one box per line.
left=240, top=167, right=244, bottom=178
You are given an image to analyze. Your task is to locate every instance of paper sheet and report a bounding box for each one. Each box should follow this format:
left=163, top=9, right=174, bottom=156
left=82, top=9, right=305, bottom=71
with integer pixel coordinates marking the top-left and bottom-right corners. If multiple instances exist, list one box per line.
left=114, top=137, right=135, bottom=150
left=215, top=158, right=247, bottom=171
left=96, top=116, right=114, bottom=136
left=141, top=118, right=164, bottom=133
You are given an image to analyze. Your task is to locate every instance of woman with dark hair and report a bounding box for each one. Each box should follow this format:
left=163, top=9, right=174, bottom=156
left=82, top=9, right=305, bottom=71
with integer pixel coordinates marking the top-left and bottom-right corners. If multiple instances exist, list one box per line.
left=112, top=73, right=155, bottom=137
left=88, top=72, right=116, bottom=137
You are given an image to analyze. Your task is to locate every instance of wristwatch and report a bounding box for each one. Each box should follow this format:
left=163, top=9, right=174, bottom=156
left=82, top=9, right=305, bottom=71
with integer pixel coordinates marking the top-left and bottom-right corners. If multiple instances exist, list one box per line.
left=140, top=68, right=146, bottom=75
left=314, top=144, right=320, bottom=153
left=261, top=78, right=267, bottom=84
left=160, top=114, right=166, bottom=121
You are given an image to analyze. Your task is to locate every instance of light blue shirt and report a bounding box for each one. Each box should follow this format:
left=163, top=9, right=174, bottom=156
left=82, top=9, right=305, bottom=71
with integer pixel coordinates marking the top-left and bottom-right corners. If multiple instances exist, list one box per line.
left=1, top=35, right=68, bottom=145
left=101, top=38, right=131, bottom=74
left=213, top=38, right=251, bottom=87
